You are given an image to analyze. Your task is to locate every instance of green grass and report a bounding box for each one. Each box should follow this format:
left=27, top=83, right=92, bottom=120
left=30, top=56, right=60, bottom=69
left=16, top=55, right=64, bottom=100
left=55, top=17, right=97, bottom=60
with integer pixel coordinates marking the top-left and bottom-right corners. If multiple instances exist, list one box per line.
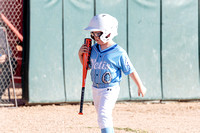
left=86, top=127, right=95, bottom=129
left=85, top=127, right=148, bottom=133
left=114, top=127, right=148, bottom=133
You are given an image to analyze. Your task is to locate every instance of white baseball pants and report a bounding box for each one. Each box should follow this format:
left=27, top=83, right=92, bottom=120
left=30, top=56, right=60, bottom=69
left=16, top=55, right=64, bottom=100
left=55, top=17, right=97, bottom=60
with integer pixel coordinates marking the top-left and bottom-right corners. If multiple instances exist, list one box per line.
left=92, top=85, right=120, bottom=130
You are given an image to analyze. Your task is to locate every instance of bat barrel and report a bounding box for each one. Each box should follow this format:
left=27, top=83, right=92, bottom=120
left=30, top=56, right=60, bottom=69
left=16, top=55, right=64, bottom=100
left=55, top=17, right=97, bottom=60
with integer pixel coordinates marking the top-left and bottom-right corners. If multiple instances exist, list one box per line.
left=84, top=38, right=92, bottom=70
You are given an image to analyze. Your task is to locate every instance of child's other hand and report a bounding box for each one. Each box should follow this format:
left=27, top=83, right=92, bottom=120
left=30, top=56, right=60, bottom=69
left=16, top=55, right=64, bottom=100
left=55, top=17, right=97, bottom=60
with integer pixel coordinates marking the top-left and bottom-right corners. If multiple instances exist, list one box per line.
left=78, top=44, right=89, bottom=57
left=138, top=85, right=147, bottom=97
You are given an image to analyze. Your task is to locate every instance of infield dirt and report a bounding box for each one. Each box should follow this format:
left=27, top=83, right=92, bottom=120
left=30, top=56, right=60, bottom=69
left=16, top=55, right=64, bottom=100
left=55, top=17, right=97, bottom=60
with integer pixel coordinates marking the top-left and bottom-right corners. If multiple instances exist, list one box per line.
left=0, top=101, right=200, bottom=133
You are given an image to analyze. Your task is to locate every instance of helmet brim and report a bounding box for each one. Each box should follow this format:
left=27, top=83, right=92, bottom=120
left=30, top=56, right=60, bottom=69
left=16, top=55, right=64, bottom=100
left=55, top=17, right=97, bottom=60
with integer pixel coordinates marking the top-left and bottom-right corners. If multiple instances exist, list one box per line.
left=84, top=27, right=102, bottom=31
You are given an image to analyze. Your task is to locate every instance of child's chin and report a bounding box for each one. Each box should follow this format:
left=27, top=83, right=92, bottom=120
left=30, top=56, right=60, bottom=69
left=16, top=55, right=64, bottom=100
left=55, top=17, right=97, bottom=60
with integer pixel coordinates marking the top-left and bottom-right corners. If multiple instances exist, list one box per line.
left=96, top=40, right=104, bottom=44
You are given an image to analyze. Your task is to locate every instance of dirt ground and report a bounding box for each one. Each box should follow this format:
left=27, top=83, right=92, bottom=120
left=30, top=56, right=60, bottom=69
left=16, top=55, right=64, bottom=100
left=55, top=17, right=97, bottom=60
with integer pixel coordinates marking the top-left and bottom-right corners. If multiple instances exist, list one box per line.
left=0, top=101, right=200, bottom=133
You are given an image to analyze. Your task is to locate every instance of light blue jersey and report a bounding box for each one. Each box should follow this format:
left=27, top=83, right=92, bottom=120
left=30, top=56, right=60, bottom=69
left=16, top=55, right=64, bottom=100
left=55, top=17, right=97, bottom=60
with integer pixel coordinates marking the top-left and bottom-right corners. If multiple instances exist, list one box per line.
left=90, top=43, right=134, bottom=88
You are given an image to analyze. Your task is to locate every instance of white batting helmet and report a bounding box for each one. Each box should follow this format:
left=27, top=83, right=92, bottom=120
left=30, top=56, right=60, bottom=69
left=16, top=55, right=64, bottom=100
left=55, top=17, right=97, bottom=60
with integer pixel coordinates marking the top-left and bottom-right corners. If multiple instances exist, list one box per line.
left=84, top=14, right=118, bottom=43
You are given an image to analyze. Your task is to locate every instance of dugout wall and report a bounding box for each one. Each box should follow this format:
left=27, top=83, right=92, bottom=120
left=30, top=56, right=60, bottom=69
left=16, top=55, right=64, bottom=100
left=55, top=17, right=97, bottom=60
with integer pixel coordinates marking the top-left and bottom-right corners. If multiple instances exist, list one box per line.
left=23, top=0, right=200, bottom=104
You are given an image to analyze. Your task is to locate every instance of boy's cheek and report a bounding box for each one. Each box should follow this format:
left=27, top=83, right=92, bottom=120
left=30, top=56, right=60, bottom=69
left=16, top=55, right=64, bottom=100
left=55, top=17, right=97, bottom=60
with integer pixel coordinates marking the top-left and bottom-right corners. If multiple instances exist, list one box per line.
left=96, top=39, right=104, bottom=45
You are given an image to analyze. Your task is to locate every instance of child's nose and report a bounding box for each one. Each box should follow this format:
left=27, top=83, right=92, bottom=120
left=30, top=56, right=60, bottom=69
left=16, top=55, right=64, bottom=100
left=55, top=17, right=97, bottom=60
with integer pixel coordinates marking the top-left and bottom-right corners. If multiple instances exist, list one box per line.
left=94, top=36, right=99, bottom=40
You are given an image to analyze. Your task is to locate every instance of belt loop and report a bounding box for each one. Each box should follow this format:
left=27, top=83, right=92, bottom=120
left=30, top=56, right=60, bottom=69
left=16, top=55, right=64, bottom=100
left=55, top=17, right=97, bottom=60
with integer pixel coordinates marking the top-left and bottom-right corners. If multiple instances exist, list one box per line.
left=97, top=83, right=98, bottom=88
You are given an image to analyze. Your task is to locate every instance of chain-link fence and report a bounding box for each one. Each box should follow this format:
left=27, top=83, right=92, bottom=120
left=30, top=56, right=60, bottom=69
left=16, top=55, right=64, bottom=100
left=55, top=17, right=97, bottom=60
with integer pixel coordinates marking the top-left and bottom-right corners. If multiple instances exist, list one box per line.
left=0, top=27, right=17, bottom=106
left=0, top=0, right=23, bottom=106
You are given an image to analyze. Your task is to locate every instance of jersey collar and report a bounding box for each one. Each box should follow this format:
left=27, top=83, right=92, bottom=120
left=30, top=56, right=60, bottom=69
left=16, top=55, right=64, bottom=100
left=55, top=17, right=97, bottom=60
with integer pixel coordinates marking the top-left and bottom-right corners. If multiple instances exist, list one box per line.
left=96, top=43, right=118, bottom=53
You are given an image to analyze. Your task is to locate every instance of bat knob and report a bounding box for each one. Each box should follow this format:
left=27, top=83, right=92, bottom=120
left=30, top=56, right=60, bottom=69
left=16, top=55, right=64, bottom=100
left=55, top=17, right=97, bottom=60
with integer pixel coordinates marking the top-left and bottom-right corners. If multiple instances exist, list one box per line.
left=78, top=113, right=83, bottom=115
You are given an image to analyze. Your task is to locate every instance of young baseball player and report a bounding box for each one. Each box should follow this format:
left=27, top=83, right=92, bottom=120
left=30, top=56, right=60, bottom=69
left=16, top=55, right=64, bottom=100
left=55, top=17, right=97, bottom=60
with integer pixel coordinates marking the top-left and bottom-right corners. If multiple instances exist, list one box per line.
left=78, top=14, right=147, bottom=133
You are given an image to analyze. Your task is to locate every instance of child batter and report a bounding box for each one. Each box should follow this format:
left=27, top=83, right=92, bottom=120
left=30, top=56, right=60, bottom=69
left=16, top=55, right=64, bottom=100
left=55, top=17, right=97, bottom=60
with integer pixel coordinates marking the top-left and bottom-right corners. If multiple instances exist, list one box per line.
left=78, top=14, right=147, bottom=133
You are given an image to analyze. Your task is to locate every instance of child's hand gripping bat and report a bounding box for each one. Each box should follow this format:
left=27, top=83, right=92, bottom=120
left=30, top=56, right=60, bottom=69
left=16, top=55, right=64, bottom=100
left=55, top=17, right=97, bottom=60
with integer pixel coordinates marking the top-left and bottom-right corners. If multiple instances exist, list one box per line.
left=79, top=38, right=92, bottom=115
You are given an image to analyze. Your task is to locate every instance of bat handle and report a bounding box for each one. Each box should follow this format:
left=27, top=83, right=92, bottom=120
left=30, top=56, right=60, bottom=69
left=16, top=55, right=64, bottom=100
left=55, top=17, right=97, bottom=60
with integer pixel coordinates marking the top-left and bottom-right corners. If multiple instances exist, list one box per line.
left=79, top=87, right=85, bottom=115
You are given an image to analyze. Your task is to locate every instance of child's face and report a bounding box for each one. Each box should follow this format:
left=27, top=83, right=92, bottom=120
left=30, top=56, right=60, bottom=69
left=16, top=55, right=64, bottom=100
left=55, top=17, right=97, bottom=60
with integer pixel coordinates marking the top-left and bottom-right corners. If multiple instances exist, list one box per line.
left=90, top=31, right=105, bottom=45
